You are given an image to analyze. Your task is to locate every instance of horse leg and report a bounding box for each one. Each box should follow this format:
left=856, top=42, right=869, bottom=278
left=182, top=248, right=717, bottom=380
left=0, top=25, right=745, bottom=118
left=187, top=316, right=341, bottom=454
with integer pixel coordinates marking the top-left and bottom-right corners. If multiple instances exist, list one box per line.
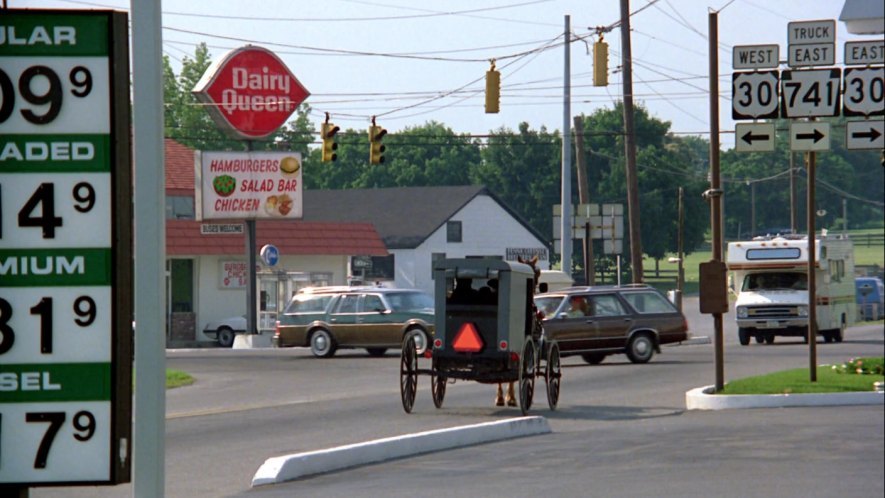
left=495, top=383, right=505, bottom=406
left=505, top=381, right=517, bottom=407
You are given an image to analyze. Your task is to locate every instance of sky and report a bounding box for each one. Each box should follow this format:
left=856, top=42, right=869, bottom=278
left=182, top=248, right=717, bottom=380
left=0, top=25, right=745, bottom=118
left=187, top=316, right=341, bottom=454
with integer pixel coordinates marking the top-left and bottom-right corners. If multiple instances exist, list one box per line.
left=13, top=0, right=881, bottom=149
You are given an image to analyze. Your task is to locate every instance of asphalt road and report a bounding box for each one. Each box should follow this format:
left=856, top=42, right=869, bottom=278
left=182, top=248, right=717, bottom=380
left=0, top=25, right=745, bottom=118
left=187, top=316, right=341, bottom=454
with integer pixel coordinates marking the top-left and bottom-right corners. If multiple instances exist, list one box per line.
left=29, top=299, right=884, bottom=498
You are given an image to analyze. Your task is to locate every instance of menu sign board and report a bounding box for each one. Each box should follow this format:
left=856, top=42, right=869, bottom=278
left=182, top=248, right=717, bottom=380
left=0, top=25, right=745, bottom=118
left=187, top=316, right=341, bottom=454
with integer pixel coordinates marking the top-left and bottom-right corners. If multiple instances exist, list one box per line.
left=0, top=10, right=132, bottom=486
left=195, top=151, right=304, bottom=220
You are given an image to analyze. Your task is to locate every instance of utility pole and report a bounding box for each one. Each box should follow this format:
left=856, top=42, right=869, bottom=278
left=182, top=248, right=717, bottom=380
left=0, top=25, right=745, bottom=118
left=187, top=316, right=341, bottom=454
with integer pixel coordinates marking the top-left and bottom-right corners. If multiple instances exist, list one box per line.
left=619, top=0, right=643, bottom=283
left=790, top=152, right=798, bottom=233
left=574, top=115, right=594, bottom=284
left=560, top=15, right=573, bottom=275
left=708, top=9, right=725, bottom=392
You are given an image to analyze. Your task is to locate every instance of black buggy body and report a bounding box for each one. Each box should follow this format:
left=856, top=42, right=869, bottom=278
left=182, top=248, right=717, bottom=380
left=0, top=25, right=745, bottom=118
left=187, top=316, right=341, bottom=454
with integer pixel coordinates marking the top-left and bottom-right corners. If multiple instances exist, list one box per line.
left=399, top=258, right=560, bottom=415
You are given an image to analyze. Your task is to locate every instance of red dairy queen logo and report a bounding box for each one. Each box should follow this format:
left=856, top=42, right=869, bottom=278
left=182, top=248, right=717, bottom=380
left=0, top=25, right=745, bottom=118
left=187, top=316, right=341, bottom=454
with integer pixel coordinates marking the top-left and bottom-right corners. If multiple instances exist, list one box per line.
left=193, top=45, right=310, bottom=139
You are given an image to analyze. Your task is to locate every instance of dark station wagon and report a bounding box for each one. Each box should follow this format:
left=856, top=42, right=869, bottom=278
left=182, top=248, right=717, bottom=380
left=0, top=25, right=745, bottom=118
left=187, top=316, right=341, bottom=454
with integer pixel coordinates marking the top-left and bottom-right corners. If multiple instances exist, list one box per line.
left=272, top=287, right=434, bottom=358
left=534, top=285, right=689, bottom=365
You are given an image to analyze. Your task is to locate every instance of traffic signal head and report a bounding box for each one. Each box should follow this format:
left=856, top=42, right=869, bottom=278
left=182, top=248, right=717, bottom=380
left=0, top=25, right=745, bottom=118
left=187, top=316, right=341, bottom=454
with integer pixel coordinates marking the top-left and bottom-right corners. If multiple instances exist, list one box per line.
left=369, top=125, right=387, bottom=164
left=593, top=39, right=608, bottom=87
left=321, top=122, right=339, bottom=162
left=485, top=63, right=500, bottom=114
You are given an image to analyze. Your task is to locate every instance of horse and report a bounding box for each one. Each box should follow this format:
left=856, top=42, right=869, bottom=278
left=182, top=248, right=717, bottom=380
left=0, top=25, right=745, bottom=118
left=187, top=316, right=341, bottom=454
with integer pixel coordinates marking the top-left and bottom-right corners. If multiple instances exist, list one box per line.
left=496, top=255, right=542, bottom=407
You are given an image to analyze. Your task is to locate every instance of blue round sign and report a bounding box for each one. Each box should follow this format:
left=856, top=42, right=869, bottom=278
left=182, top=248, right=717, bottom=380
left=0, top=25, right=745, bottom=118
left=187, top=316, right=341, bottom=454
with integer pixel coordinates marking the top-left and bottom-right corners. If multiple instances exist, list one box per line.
left=260, top=244, right=280, bottom=266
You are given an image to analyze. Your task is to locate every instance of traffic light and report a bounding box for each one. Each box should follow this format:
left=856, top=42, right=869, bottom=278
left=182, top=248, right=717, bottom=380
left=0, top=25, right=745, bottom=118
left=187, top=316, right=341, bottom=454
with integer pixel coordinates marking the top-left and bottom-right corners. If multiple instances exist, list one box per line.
left=593, top=37, right=608, bottom=87
left=485, top=60, right=500, bottom=114
left=368, top=123, right=387, bottom=164
left=321, top=121, right=339, bottom=162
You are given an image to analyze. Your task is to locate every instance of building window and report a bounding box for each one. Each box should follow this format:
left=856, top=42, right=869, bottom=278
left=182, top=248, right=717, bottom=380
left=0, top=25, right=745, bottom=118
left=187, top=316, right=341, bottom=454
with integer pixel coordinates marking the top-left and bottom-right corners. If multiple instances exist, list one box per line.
left=166, top=195, right=195, bottom=220
left=447, top=221, right=462, bottom=243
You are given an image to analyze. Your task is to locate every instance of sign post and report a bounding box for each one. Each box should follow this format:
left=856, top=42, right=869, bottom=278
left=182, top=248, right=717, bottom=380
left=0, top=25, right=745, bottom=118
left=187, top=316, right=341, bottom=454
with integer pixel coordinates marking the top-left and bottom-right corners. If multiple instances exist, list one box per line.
left=0, top=10, right=132, bottom=488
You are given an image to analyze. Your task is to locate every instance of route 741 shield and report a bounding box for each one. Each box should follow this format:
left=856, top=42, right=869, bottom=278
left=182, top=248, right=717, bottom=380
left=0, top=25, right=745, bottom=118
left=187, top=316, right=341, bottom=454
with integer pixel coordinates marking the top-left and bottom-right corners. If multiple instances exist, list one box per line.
left=732, top=71, right=779, bottom=120
left=780, top=68, right=842, bottom=118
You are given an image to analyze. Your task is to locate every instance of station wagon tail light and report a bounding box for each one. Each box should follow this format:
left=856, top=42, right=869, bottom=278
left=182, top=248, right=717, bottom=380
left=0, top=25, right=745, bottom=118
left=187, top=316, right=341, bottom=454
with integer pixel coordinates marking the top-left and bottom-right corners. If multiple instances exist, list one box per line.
left=452, top=323, right=484, bottom=353
left=498, top=340, right=508, bottom=351
left=274, top=321, right=281, bottom=337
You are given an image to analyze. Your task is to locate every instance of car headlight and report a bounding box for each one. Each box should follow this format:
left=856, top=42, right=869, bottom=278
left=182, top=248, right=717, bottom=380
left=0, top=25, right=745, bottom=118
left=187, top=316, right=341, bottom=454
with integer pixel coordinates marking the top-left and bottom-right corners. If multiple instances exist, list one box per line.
left=737, top=306, right=748, bottom=318
left=797, top=305, right=808, bottom=317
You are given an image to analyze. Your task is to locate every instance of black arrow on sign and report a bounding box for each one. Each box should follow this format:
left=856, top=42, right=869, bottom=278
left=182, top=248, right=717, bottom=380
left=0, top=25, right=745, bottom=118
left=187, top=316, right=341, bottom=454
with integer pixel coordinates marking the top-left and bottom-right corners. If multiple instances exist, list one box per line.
left=851, top=127, right=882, bottom=142
left=796, top=129, right=825, bottom=143
left=741, top=131, right=771, bottom=145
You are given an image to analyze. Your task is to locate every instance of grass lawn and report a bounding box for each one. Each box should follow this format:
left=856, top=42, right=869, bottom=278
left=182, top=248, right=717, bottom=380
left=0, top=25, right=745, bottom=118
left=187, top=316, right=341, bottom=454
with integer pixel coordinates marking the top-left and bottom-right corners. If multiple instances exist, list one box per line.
left=166, top=369, right=195, bottom=389
left=719, top=357, right=884, bottom=395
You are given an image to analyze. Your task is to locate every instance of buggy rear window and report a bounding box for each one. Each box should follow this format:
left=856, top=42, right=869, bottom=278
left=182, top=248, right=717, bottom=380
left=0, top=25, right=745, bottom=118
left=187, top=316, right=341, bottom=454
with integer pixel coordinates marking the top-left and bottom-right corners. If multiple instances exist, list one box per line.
left=746, top=248, right=801, bottom=260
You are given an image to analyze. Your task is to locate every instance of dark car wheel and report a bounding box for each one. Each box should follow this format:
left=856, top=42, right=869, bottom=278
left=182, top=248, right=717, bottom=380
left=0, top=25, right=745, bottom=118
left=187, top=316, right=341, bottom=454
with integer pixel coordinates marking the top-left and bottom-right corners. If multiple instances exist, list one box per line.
left=310, top=329, right=337, bottom=358
left=764, top=334, right=775, bottom=344
left=581, top=353, right=607, bottom=365
left=216, top=327, right=235, bottom=348
left=626, top=333, right=655, bottom=364
left=738, top=328, right=751, bottom=346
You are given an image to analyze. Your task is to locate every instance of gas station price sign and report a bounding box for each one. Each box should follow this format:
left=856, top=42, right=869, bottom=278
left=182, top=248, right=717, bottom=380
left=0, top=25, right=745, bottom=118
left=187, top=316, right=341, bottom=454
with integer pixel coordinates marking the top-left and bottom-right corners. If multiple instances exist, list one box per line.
left=0, top=10, right=132, bottom=487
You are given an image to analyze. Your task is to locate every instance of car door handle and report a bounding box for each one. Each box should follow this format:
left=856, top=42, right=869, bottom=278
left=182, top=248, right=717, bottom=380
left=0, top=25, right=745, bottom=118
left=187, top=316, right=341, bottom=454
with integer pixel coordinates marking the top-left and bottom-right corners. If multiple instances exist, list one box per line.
left=623, top=318, right=632, bottom=322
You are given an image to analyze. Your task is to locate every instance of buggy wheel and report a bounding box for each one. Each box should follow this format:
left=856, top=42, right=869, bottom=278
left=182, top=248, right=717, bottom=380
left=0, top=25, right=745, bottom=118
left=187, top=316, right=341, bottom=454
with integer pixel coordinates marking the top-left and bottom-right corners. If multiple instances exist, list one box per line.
left=431, top=369, right=446, bottom=409
left=400, top=336, right=418, bottom=413
left=518, top=339, right=536, bottom=415
left=545, top=341, right=561, bottom=411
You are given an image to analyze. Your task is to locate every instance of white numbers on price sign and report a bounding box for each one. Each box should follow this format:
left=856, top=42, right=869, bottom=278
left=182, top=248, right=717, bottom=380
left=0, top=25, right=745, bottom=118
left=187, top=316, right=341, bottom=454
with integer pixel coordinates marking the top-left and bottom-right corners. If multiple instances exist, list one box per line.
left=732, top=71, right=779, bottom=120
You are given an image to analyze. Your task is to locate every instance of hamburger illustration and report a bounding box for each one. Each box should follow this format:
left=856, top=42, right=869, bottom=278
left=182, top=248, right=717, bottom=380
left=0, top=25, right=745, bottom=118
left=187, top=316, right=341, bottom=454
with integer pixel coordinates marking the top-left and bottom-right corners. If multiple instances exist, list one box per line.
left=280, top=156, right=300, bottom=175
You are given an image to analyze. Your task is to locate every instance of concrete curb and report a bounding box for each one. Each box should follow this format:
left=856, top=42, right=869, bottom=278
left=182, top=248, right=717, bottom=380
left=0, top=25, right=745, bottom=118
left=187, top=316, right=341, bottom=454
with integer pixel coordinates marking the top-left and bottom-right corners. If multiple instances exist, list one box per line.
left=251, top=416, right=551, bottom=486
left=686, top=385, right=885, bottom=410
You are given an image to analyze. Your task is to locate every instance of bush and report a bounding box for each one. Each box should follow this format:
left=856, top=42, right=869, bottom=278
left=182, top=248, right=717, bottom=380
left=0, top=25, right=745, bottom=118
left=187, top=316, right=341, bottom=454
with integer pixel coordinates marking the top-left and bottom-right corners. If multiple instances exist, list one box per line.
left=831, top=357, right=884, bottom=376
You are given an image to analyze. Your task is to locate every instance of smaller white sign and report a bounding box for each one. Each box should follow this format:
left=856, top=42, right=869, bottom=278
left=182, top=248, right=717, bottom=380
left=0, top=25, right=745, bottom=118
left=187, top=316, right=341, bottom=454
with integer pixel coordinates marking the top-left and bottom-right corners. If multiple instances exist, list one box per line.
left=844, top=40, right=885, bottom=66
left=788, top=43, right=835, bottom=67
left=846, top=120, right=884, bottom=150
left=790, top=122, right=830, bottom=151
left=735, top=123, right=776, bottom=152
left=200, top=223, right=244, bottom=234
left=220, top=260, right=248, bottom=288
left=733, top=44, right=780, bottom=70
left=787, top=20, right=836, bottom=45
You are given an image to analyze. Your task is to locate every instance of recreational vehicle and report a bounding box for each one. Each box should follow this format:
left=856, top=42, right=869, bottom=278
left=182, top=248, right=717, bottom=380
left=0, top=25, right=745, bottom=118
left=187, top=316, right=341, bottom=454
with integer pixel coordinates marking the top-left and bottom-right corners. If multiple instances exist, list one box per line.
left=726, top=234, right=856, bottom=345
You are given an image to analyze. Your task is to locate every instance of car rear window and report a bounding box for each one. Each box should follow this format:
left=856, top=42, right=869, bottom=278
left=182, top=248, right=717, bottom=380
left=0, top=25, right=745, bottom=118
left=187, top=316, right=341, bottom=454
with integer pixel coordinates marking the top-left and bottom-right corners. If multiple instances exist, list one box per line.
left=386, top=292, right=433, bottom=312
left=621, top=291, right=677, bottom=314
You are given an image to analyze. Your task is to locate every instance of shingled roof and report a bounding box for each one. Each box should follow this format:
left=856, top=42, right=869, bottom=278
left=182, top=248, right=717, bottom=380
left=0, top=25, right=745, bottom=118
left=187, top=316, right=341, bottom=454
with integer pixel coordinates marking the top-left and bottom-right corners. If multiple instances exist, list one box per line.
left=302, top=186, right=548, bottom=249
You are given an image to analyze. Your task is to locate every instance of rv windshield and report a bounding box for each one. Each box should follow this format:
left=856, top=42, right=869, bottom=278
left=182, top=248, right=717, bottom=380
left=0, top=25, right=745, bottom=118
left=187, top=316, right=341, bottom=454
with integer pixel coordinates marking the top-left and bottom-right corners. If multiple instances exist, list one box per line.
left=742, top=272, right=807, bottom=291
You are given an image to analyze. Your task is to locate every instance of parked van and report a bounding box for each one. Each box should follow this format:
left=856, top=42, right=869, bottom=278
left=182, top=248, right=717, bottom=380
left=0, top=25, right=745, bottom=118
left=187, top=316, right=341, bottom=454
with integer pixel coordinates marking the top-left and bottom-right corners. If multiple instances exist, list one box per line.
left=726, top=234, right=856, bottom=345
left=856, top=276, right=884, bottom=320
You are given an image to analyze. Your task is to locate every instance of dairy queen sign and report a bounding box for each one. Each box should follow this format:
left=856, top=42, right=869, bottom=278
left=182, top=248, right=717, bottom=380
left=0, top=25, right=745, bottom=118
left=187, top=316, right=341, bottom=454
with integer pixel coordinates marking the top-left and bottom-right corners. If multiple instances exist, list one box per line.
left=193, top=45, right=310, bottom=139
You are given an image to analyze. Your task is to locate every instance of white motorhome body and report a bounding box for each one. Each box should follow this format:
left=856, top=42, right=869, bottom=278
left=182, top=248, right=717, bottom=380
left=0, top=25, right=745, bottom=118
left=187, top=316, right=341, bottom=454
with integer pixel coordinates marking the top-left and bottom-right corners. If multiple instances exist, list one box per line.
left=726, top=235, right=855, bottom=345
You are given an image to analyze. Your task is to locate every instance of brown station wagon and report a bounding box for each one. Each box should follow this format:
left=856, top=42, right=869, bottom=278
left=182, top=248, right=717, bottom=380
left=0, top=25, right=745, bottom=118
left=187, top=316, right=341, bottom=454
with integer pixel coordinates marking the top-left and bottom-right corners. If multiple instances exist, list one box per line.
left=272, top=287, right=434, bottom=358
left=534, top=285, right=689, bottom=365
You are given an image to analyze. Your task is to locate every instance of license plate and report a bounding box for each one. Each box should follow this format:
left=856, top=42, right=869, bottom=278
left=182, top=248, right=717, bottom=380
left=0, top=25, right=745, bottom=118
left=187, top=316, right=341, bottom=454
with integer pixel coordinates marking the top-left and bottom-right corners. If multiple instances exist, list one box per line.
left=764, top=320, right=780, bottom=328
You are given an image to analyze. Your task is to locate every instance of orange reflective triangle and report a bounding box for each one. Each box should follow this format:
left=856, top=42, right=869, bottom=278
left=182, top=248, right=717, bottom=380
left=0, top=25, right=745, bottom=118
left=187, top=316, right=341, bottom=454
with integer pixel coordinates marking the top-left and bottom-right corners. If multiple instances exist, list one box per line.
left=452, top=322, right=484, bottom=353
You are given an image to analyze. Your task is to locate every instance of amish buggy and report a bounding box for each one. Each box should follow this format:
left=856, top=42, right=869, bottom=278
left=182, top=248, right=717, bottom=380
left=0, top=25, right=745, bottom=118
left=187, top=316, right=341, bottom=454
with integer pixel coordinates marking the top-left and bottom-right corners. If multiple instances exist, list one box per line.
left=399, top=258, right=561, bottom=415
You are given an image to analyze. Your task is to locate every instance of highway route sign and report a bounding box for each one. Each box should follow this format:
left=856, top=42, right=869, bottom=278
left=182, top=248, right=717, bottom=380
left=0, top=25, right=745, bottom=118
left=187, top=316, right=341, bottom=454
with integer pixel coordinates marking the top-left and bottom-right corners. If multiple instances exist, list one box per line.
left=846, top=120, right=884, bottom=150
left=844, top=40, right=885, bottom=66
left=780, top=68, right=841, bottom=118
left=732, top=45, right=779, bottom=70
left=732, top=71, right=779, bottom=120
left=735, top=123, right=776, bottom=152
left=790, top=122, right=830, bottom=151
left=787, top=19, right=836, bottom=67
left=842, top=67, right=885, bottom=117
left=0, top=10, right=133, bottom=486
